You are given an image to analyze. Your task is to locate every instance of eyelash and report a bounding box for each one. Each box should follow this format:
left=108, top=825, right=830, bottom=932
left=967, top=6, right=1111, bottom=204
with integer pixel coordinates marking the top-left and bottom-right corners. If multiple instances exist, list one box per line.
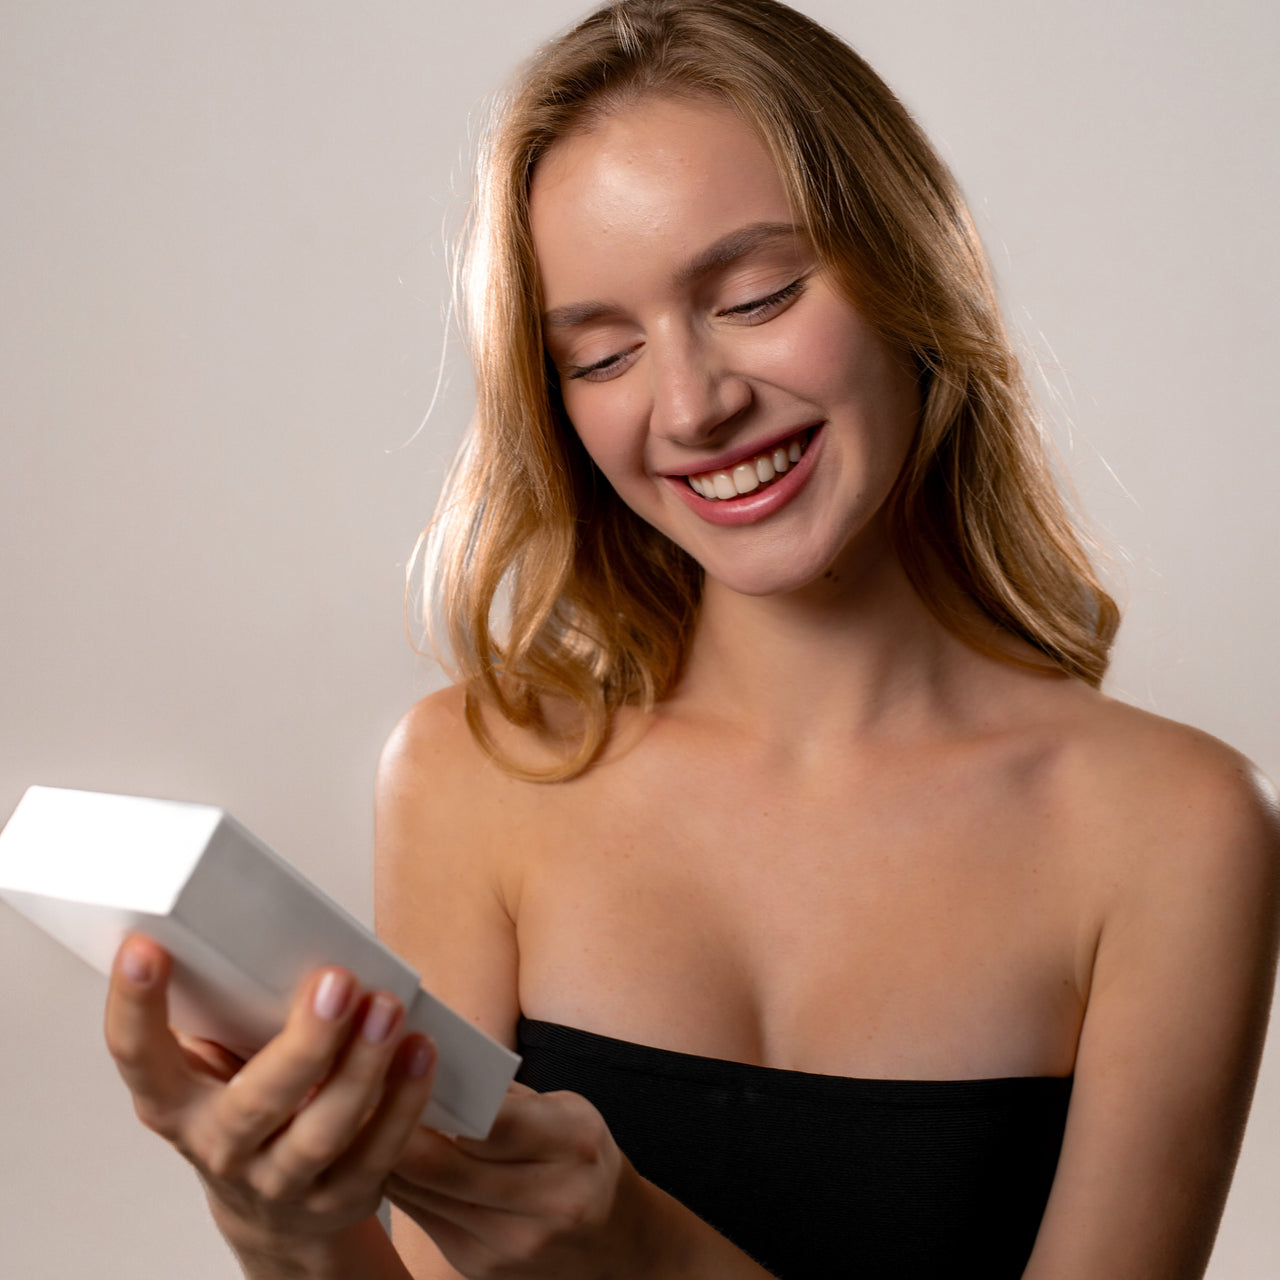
left=566, top=277, right=807, bottom=382
left=722, top=275, right=806, bottom=319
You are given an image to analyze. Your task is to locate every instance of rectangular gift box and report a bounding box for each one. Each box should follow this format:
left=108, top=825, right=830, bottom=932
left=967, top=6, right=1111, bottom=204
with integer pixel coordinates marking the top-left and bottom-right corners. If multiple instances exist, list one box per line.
left=0, top=785, right=519, bottom=1139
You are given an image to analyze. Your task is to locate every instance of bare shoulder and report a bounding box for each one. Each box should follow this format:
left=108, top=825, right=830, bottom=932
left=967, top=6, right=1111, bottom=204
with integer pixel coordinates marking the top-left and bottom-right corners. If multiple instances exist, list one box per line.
left=1056, top=692, right=1280, bottom=880
left=1022, top=693, right=1280, bottom=1275
left=375, top=683, right=536, bottom=900
left=379, top=683, right=495, bottom=800
left=1040, top=687, right=1280, bottom=1024
left=374, top=685, right=525, bottom=1040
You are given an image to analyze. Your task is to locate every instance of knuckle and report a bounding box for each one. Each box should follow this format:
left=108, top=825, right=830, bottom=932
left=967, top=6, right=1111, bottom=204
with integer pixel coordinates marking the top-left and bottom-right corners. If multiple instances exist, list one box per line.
left=199, top=1132, right=243, bottom=1182
left=304, top=1179, right=372, bottom=1222
left=222, top=1095, right=281, bottom=1142
left=280, top=1039, right=341, bottom=1087
left=259, top=1128, right=347, bottom=1199
left=543, top=1186, right=591, bottom=1233
left=188, top=1109, right=252, bottom=1181
left=104, top=1027, right=143, bottom=1068
left=570, top=1132, right=603, bottom=1165
left=288, top=1132, right=341, bottom=1172
left=249, top=1163, right=297, bottom=1205
left=506, top=1217, right=552, bottom=1264
left=301, top=1184, right=341, bottom=1218
left=551, top=1088, right=598, bottom=1126
left=552, top=1093, right=609, bottom=1163
left=564, top=1186, right=595, bottom=1229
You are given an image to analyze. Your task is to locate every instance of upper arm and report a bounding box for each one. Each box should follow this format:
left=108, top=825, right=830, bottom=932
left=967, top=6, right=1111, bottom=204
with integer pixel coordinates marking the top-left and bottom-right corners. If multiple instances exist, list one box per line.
left=374, top=686, right=521, bottom=1045
left=373, top=687, right=523, bottom=1278
left=1025, top=749, right=1280, bottom=1279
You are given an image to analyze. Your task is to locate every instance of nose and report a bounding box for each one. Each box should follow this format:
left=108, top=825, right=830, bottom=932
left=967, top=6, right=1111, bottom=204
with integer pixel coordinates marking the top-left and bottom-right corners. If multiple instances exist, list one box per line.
left=647, top=328, right=752, bottom=447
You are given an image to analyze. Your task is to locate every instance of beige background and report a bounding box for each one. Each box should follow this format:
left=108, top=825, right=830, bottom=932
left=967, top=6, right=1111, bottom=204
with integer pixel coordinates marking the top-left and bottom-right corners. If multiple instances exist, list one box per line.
left=2, top=1, right=1276, bottom=1275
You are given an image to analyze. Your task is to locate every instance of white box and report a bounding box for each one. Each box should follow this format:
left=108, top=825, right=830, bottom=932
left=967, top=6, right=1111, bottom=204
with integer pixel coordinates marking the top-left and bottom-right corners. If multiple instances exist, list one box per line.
left=0, top=785, right=519, bottom=1139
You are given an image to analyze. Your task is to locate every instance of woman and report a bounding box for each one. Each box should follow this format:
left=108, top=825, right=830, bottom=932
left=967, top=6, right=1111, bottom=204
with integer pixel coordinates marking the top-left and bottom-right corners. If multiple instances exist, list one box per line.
left=104, top=1, right=1280, bottom=1277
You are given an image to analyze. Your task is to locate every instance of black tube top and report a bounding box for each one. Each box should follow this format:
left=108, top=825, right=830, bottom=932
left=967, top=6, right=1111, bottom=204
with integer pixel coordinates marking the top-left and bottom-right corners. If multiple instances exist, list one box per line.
left=515, top=1018, right=1071, bottom=1280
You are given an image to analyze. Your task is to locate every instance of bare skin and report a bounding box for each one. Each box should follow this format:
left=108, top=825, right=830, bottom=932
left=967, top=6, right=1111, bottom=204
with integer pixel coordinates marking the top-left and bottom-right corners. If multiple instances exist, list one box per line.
left=106, top=95, right=1280, bottom=1279
left=378, top=96, right=1280, bottom=1278
left=378, top=663, right=1279, bottom=1279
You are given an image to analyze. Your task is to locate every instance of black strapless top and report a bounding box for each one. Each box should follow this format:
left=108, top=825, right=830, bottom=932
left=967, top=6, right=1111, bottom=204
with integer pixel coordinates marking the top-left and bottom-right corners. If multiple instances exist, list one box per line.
left=515, top=1018, right=1071, bottom=1280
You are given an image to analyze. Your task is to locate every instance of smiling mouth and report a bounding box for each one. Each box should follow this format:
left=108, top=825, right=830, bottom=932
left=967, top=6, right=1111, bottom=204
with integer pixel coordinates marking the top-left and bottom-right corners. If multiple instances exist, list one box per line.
left=685, top=428, right=813, bottom=500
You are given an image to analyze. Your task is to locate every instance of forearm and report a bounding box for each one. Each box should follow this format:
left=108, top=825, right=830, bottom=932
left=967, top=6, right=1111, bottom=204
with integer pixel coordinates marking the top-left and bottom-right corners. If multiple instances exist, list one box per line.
left=636, top=1176, right=778, bottom=1280
left=212, top=1206, right=414, bottom=1280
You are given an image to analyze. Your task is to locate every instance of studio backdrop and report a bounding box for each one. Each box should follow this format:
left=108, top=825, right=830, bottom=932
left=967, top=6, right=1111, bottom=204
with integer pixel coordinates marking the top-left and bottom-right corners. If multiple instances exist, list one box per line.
left=1, top=1, right=1276, bottom=1275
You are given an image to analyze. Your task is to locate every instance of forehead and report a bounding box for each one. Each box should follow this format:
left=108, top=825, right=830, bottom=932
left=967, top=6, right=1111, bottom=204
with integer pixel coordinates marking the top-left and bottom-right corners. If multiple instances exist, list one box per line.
left=528, top=96, right=795, bottom=299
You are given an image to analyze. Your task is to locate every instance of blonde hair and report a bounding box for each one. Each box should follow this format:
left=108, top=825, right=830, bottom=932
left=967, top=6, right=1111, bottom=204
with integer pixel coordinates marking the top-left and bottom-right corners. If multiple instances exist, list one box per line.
left=425, top=0, right=1119, bottom=781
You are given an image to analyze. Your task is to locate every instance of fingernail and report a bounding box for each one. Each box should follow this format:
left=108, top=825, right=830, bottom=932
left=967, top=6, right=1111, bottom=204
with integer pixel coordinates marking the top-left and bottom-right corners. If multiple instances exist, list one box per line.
left=406, top=1036, right=436, bottom=1078
left=361, top=993, right=401, bottom=1044
left=120, top=942, right=153, bottom=986
left=313, top=970, right=353, bottom=1021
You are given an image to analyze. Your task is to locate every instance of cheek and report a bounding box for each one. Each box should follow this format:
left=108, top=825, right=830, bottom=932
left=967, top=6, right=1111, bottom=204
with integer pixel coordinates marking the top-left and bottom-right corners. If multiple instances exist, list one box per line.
left=564, top=392, right=649, bottom=490
left=787, top=307, right=920, bottom=440
left=743, top=299, right=874, bottom=402
left=805, top=312, right=881, bottom=396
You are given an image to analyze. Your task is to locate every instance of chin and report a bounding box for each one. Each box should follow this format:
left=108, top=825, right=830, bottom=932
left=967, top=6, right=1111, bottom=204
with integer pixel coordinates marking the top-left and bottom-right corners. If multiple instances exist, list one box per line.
left=699, top=545, right=847, bottom=599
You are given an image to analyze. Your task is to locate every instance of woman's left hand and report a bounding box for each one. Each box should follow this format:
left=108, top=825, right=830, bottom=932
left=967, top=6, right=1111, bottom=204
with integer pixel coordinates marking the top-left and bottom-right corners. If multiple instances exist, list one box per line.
left=386, top=1082, right=658, bottom=1279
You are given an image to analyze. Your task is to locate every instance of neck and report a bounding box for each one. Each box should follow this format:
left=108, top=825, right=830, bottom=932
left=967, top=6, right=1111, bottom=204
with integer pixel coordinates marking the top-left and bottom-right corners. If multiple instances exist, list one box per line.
left=676, top=547, right=1021, bottom=756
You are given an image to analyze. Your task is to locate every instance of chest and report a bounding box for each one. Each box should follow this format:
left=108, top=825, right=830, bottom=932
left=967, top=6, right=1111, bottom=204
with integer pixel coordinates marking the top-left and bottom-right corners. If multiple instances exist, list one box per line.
left=510, top=737, right=1091, bottom=1078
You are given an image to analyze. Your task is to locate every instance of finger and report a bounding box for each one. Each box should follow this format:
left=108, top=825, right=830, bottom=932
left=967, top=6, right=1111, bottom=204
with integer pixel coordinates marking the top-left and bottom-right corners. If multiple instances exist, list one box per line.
left=104, top=934, right=194, bottom=1128
left=391, top=1124, right=558, bottom=1213
left=387, top=1171, right=544, bottom=1263
left=387, top=1171, right=501, bottom=1224
left=454, top=1087, right=592, bottom=1162
left=332, top=1032, right=438, bottom=1177
left=201, top=966, right=362, bottom=1156
left=262, top=991, right=411, bottom=1192
left=174, top=1031, right=245, bottom=1082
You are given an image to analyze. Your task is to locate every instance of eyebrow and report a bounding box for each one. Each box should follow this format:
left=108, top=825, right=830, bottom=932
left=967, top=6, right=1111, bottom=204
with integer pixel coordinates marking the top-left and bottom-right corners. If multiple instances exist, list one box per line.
left=541, top=221, right=801, bottom=331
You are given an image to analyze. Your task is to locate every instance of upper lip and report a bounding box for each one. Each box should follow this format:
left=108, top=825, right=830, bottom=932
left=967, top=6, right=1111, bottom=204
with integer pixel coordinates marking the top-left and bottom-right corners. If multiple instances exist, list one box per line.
left=659, top=423, right=821, bottom=478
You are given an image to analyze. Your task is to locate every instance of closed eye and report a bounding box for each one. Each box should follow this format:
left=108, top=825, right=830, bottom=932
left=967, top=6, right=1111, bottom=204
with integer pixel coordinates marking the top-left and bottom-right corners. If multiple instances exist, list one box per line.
left=566, top=344, right=641, bottom=381
left=720, top=276, right=807, bottom=320
left=565, top=277, right=807, bottom=382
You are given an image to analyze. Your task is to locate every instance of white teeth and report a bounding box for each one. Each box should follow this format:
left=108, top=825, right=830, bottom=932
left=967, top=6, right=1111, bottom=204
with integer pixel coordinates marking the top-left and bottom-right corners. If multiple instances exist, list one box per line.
left=687, top=431, right=809, bottom=500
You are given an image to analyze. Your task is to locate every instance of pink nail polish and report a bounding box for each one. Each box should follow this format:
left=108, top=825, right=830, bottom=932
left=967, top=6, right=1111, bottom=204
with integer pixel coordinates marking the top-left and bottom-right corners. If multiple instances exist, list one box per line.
left=361, top=993, right=400, bottom=1044
left=120, top=944, right=153, bottom=986
left=407, top=1037, right=436, bottom=1078
left=313, top=971, right=352, bottom=1021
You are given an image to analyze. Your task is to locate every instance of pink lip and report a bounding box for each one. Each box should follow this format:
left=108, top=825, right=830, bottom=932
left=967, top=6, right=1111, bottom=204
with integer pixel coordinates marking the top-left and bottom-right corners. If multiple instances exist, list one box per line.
left=663, top=425, right=825, bottom=526
left=660, top=423, right=819, bottom=478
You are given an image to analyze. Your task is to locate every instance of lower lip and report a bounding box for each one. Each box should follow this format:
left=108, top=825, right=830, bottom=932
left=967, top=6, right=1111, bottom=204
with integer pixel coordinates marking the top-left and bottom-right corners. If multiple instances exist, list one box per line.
left=664, top=427, right=825, bottom=527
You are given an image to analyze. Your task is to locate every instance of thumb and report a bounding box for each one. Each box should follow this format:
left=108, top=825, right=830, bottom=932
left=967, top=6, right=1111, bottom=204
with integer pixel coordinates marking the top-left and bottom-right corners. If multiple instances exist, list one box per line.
left=104, top=934, right=198, bottom=1129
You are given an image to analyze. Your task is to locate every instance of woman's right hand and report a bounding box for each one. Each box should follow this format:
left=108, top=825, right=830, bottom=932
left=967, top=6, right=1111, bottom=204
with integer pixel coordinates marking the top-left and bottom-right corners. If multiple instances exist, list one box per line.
left=104, top=933, right=437, bottom=1263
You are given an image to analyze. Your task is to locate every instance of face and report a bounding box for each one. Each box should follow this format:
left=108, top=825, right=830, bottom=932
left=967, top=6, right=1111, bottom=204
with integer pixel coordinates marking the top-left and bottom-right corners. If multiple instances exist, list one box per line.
left=530, top=95, right=921, bottom=598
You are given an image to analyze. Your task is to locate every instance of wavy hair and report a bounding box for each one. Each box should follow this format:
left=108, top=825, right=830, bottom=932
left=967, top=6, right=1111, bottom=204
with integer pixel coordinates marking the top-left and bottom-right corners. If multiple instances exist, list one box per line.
left=423, top=0, right=1119, bottom=781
